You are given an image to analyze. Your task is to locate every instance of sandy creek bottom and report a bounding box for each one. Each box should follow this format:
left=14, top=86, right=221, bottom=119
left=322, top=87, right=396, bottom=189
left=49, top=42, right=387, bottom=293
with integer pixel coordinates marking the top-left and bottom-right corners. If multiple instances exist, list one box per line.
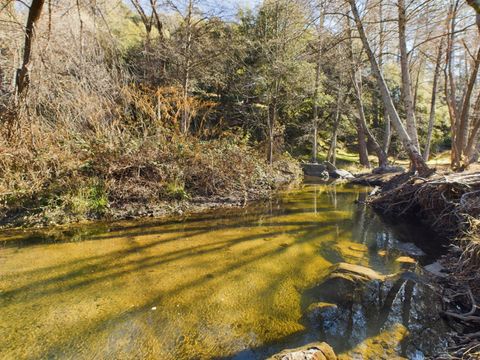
left=0, top=184, right=448, bottom=359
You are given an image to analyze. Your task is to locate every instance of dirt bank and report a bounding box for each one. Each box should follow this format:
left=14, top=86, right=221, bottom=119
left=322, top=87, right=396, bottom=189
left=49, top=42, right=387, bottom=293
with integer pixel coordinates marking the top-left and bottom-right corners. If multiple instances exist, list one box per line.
left=0, top=157, right=302, bottom=229
left=357, top=169, right=480, bottom=359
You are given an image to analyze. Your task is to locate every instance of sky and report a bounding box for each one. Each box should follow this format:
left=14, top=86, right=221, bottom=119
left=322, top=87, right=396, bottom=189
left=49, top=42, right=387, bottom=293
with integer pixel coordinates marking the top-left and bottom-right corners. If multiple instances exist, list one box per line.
left=134, top=0, right=262, bottom=20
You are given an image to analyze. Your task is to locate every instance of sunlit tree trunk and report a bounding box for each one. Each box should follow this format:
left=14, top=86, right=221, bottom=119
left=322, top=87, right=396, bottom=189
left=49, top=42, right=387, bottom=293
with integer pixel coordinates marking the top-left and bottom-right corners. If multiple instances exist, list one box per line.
left=398, top=0, right=420, bottom=153
left=356, top=113, right=370, bottom=167
left=466, top=93, right=480, bottom=163
left=327, top=93, right=341, bottom=166
left=457, top=47, right=480, bottom=166
left=423, top=39, right=444, bottom=161
left=352, top=69, right=388, bottom=168
left=378, top=0, right=391, bottom=155
left=312, top=59, right=321, bottom=163
left=346, top=18, right=379, bottom=169
left=445, top=2, right=480, bottom=169
left=445, top=2, right=461, bottom=168
left=348, top=0, right=430, bottom=174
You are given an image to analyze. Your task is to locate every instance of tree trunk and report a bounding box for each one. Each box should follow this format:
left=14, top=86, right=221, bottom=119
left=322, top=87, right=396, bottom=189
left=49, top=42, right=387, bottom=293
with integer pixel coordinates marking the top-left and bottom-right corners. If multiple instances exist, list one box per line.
left=352, top=71, right=387, bottom=168
left=444, top=2, right=461, bottom=168
left=445, top=1, right=480, bottom=169
left=423, top=39, right=444, bottom=161
left=267, top=75, right=280, bottom=165
left=180, top=0, right=193, bottom=134
left=312, top=55, right=321, bottom=163
left=413, top=59, right=423, bottom=112
left=15, top=0, right=45, bottom=99
left=356, top=117, right=370, bottom=167
left=456, top=46, right=480, bottom=167
left=346, top=18, right=372, bottom=168
left=378, top=0, right=391, bottom=156
left=327, top=93, right=342, bottom=166
left=398, top=0, right=420, bottom=152
left=466, top=93, right=480, bottom=163
left=383, top=109, right=391, bottom=155
left=348, top=0, right=430, bottom=174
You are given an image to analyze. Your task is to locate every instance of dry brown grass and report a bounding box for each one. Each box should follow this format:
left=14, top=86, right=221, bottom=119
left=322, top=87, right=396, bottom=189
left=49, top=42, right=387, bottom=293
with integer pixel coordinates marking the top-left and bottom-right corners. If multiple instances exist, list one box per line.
left=0, top=3, right=301, bottom=227
left=0, top=117, right=300, bottom=226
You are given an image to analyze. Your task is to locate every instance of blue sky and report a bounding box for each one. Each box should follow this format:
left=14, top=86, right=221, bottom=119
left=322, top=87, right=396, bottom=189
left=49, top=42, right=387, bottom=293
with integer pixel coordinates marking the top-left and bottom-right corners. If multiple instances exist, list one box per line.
left=134, top=0, right=261, bottom=19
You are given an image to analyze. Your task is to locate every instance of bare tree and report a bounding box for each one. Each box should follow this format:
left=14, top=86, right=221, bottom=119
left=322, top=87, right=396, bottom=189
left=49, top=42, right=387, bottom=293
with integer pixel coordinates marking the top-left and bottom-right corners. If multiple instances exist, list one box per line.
left=423, top=38, right=445, bottom=161
left=15, top=0, right=46, bottom=100
left=130, top=0, right=164, bottom=47
left=327, top=90, right=342, bottom=166
left=312, top=51, right=321, bottom=163
left=378, top=0, right=391, bottom=155
left=398, top=0, right=420, bottom=153
left=346, top=16, right=387, bottom=169
left=163, top=0, right=227, bottom=134
left=348, top=0, right=431, bottom=174
left=445, top=1, right=480, bottom=169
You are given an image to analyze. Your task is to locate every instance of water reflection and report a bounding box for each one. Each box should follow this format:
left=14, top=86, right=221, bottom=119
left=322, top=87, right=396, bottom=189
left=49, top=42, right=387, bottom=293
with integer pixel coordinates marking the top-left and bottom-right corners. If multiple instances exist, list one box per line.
left=0, top=184, right=446, bottom=359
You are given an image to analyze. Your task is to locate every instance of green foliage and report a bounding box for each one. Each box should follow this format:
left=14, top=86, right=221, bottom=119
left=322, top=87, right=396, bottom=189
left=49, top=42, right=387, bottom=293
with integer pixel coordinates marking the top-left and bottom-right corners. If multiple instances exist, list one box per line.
left=105, top=3, right=148, bottom=53
left=71, top=181, right=109, bottom=217
left=165, top=181, right=190, bottom=201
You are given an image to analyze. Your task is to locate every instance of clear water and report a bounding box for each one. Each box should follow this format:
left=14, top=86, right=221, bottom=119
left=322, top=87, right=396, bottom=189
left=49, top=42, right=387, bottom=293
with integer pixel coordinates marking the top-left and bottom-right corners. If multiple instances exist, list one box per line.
left=0, top=184, right=444, bottom=359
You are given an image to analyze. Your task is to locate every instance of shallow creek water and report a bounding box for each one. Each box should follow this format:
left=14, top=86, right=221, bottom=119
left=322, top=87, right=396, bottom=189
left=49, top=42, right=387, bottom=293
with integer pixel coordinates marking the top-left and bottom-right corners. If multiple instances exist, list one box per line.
left=0, top=184, right=447, bottom=359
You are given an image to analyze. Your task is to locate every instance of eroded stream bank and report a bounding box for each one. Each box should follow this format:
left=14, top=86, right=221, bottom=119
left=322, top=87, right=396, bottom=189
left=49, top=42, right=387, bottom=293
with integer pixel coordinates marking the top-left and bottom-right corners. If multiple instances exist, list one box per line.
left=0, top=184, right=451, bottom=359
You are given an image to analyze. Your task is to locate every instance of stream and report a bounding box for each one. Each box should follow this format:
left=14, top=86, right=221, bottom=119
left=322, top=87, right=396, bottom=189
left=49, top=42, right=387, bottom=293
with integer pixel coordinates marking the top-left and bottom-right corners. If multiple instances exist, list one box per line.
left=0, top=184, right=450, bottom=359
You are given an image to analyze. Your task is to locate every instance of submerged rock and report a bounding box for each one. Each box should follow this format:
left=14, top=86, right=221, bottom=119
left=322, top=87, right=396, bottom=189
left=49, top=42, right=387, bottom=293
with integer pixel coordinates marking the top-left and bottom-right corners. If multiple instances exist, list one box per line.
left=395, top=256, right=416, bottom=264
left=331, top=241, right=369, bottom=265
left=310, top=263, right=384, bottom=304
left=423, top=261, right=447, bottom=278
left=303, top=262, right=451, bottom=358
left=338, top=323, right=408, bottom=360
left=395, top=256, right=417, bottom=270
left=306, top=302, right=349, bottom=339
left=268, top=342, right=337, bottom=360
left=392, top=242, right=426, bottom=257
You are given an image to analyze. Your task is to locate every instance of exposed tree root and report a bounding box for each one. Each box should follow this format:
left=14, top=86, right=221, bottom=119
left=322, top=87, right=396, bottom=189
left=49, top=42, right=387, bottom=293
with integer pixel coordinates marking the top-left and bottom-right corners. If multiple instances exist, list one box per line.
left=369, top=171, right=480, bottom=359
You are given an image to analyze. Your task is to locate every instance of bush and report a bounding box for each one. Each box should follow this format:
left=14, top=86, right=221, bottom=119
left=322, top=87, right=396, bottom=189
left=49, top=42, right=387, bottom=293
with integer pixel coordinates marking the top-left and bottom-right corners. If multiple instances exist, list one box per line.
left=0, top=122, right=299, bottom=226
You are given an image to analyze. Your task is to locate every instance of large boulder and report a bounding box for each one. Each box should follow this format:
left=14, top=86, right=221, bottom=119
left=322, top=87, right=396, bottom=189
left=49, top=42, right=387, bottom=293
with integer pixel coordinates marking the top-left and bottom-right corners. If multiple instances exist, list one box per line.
left=268, top=342, right=337, bottom=360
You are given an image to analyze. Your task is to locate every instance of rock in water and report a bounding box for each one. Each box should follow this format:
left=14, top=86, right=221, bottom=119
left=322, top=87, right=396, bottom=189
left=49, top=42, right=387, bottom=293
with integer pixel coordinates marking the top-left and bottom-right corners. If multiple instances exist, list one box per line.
left=330, top=169, right=354, bottom=179
left=310, top=263, right=385, bottom=304
left=268, top=342, right=337, bottom=360
left=302, top=163, right=328, bottom=178
left=303, top=262, right=452, bottom=358
left=424, top=261, right=447, bottom=278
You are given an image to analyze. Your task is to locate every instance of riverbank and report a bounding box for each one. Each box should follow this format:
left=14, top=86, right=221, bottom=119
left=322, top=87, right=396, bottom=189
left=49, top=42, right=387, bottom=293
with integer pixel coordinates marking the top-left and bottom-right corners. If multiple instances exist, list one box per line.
left=0, top=130, right=302, bottom=229
left=354, top=168, right=480, bottom=359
